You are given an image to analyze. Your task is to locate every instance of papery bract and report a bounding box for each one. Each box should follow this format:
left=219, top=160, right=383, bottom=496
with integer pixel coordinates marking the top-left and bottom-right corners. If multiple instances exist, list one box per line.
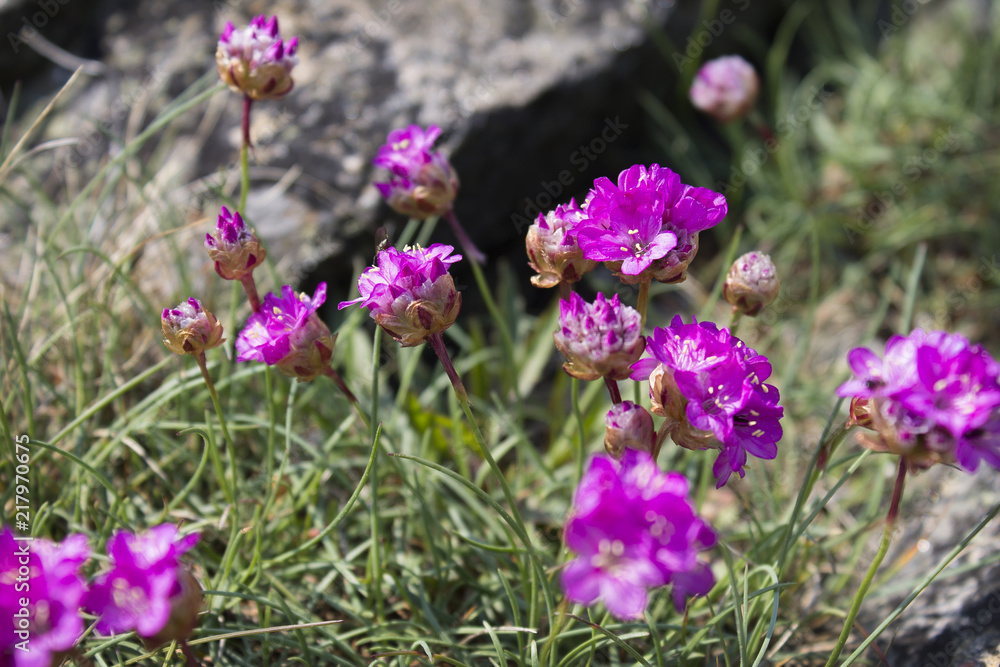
left=217, top=15, right=298, bottom=100
left=525, top=199, right=597, bottom=288
left=161, top=298, right=225, bottom=357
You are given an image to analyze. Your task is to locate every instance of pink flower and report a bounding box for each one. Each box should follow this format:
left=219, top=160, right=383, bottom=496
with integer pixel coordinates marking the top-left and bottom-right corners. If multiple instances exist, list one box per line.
left=689, top=55, right=760, bottom=123
left=216, top=15, right=299, bottom=100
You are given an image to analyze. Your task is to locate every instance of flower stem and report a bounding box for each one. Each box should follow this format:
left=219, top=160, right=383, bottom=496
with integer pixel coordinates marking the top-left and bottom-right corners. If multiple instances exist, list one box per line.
left=323, top=366, right=368, bottom=430
left=238, top=95, right=252, bottom=214
left=428, top=332, right=468, bottom=403
left=603, top=376, right=622, bottom=404
left=368, top=325, right=384, bottom=623
left=195, top=353, right=236, bottom=505
left=239, top=275, right=261, bottom=313
left=824, top=458, right=906, bottom=666
left=444, top=207, right=486, bottom=265
left=559, top=281, right=571, bottom=303
left=180, top=639, right=200, bottom=667
left=572, top=377, right=586, bottom=485
left=729, top=308, right=742, bottom=334
left=637, top=276, right=652, bottom=330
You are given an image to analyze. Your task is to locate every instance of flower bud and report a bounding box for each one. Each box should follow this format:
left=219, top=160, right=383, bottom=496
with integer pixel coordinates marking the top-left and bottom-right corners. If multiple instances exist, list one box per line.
left=723, top=251, right=779, bottom=316
left=216, top=15, right=299, bottom=100
left=554, top=292, right=645, bottom=382
left=142, top=567, right=203, bottom=650
left=374, top=125, right=459, bottom=220
left=205, top=206, right=267, bottom=281
left=689, top=55, right=760, bottom=124
left=525, top=200, right=597, bottom=288
left=162, top=298, right=225, bottom=357
left=604, top=401, right=656, bottom=458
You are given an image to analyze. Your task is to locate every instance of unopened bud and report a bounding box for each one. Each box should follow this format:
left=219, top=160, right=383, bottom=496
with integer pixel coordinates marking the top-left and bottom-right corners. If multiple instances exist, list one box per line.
left=604, top=401, right=656, bottom=458
left=162, top=298, right=225, bottom=357
left=723, top=251, right=779, bottom=316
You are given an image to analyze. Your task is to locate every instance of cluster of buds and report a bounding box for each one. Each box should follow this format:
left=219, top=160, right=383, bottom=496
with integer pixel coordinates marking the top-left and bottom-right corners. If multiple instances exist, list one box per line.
left=525, top=199, right=597, bottom=289
left=603, top=401, right=657, bottom=459
left=553, top=292, right=645, bottom=383
left=217, top=15, right=299, bottom=101
left=373, top=125, right=460, bottom=220
left=689, top=55, right=760, bottom=124
left=161, top=298, right=225, bottom=358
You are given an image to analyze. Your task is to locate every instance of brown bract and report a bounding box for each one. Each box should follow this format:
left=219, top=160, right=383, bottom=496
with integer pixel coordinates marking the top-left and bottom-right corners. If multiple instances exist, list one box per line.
left=216, top=51, right=295, bottom=101
left=162, top=311, right=225, bottom=357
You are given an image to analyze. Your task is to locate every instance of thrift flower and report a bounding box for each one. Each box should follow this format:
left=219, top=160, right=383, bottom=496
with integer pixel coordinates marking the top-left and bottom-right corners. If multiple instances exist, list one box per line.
left=236, top=283, right=339, bottom=381
left=525, top=199, right=597, bottom=288
left=632, top=316, right=783, bottom=487
left=0, top=529, right=90, bottom=667
left=577, top=164, right=727, bottom=284
left=562, top=450, right=715, bottom=619
left=84, top=525, right=201, bottom=649
left=217, top=15, right=299, bottom=100
left=373, top=125, right=459, bottom=220
left=604, top=401, right=656, bottom=458
left=689, top=55, right=760, bottom=124
left=837, top=329, right=1000, bottom=472
left=553, top=292, right=645, bottom=382
left=723, top=251, right=779, bottom=317
left=205, top=206, right=266, bottom=282
left=161, top=298, right=225, bottom=357
left=339, top=244, right=462, bottom=347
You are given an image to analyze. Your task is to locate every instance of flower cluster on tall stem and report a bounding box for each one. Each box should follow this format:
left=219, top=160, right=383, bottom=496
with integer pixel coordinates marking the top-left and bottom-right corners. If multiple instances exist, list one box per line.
left=373, top=125, right=485, bottom=264
left=837, top=328, right=1000, bottom=473
left=205, top=206, right=267, bottom=312
left=525, top=199, right=597, bottom=297
left=689, top=55, right=760, bottom=124
left=631, top=316, right=783, bottom=487
left=561, top=449, right=716, bottom=619
left=216, top=15, right=299, bottom=102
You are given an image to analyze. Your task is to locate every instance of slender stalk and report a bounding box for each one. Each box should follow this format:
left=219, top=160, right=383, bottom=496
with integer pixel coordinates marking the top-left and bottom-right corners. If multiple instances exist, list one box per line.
left=824, top=458, right=906, bottom=666
left=637, top=276, right=652, bottom=330
left=603, top=376, right=622, bottom=405
left=729, top=309, right=742, bottom=334
left=558, top=281, right=571, bottom=303
left=239, top=275, right=261, bottom=313
left=368, top=325, right=384, bottom=623
left=180, top=639, right=200, bottom=667
left=239, top=95, right=252, bottom=213
left=444, top=207, right=486, bottom=264
left=571, top=378, right=586, bottom=484
left=195, top=353, right=236, bottom=504
left=323, top=366, right=359, bottom=405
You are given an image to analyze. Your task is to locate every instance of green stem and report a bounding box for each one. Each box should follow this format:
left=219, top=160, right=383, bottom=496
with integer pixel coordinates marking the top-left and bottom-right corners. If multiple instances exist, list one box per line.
left=825, top=458, right=906, bottom=666
left=369, top=325, right=384, bottom=622
left=637, top=276, right=652, bottom=330
left=239, top=95, right=252, bottom=214
left=195, top=353, right=236, bottom=505
left=572, top=378, right=586, bottom=485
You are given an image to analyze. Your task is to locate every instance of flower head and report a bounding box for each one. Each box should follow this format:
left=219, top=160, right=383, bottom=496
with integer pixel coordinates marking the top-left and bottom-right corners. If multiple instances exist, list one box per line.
left=84, top=525, right=200, bottom=648
left=554, top=292, right=645, bottom=382
left=216, top=15, right=298, bottom=100
left=236, top=283, right=337, bottom=381
left=525, top=199, right=597, bottom=288
left=205, top=206, right=267, bottom=281
left=161, top=298, right=225, bottom=357
left=689, top=55, right=760, bottom=123
left=577, top=164, right=726, bottom=284
left=339, top=244, right=462, bottom=347
left=723, top=251, right=779, bottom=317
left=373, top=125, right=459, bottom=220
left=837, top=330, right=1000, bottom=472
left=631, top=316, right=783, bottom=487
left=561, top=450, right=715, bottom=619
left=604, top=401, right=656, bottom=458
left=1, top=529, right=90, bottom=667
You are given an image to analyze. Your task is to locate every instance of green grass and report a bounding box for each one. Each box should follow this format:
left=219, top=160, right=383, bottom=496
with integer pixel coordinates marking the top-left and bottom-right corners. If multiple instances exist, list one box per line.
left=2, top=1, right=1000, bottom=665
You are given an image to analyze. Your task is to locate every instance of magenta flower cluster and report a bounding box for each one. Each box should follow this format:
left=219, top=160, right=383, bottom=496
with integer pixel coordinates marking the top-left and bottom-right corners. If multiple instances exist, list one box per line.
left=0, top=525, right=199, bottom=664
left=373, top=125, right=460, bottom=220
left=1, top=528, right=89, bottom=667
left=562, top=450, right=716, bottom=619
left=837, top=329, right=1000, bottom=472
left=553, top=292, right=645, bottom=382
left=339, top=244, right=463, bottom=347
left=217, top=15, right=299, bottom=100
left=576, top=164, right=727, bottom=283
left=632, top=316, right=783, bottom=487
